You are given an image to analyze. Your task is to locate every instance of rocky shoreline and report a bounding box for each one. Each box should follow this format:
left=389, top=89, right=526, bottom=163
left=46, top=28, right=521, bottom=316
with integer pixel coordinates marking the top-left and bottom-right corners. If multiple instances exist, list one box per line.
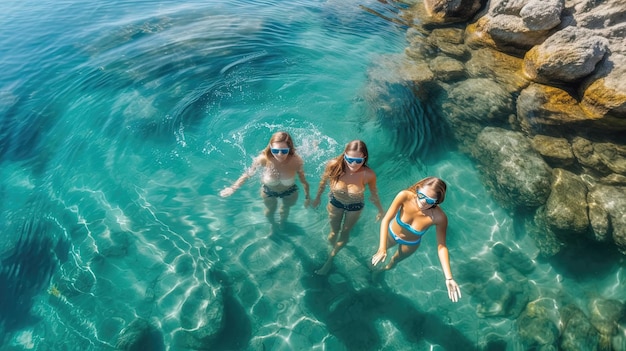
left=378, top=0, right=626, bottom=348
left=394, top=0, right=626, bottom=258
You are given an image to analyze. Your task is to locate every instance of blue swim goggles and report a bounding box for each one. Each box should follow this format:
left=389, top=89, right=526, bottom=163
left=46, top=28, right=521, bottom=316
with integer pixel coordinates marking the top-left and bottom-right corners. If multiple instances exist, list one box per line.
left=271, top=148, right=290, bottom=155
left=417, top=191, right=438, bottom=205
left=344, top=154, right=365, bottom=164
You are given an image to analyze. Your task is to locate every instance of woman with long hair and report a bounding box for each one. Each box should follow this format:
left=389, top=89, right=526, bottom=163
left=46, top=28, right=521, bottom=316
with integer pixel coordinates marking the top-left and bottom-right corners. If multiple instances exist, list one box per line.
left=371, top=176, right=461, bottom=302
left=312, top=140, right=385, bottom=275
left=220, top=131, right=310, bottom=234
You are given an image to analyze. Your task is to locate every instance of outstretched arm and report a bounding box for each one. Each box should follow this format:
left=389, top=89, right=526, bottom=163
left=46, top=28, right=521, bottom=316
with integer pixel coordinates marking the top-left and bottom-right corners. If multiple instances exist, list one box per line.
left=220, top=156, right=262, bottom=197
left=371, top=191, right=405, bottom=266
left=435, top=214, right=461, bottom=302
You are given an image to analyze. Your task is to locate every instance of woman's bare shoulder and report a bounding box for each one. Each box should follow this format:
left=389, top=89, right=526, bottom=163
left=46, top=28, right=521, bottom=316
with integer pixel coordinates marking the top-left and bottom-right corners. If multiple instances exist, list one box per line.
left=254, top=154, right=269, bottom=166
left=362, top=166, right=378, bottom=181
left=433, top=206, right=448, bottom=224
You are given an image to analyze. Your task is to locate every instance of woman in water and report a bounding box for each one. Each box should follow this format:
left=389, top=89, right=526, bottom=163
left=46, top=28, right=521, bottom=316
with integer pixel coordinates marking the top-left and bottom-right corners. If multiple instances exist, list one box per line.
left=220, top=131, right=310, bottom=233
left=371, top=176, right=461, bottom=302
left=312, top=140, right=385, bottom=275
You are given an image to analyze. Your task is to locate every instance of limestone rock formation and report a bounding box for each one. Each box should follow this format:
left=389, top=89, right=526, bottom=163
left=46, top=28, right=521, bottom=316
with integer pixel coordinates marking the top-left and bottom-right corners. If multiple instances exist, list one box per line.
left=545, top=168, right=589, bottom=236
left=523, top=27, right=610, bottom=83
left=471, top=127, right=552, bottom=210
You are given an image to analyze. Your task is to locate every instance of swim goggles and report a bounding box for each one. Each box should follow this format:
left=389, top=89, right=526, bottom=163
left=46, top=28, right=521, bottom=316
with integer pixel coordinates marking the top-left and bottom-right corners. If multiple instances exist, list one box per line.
left=344, top=154, right=365, bottom=164
left=417, top=191, right=438, bottom=205
left=271, top=148, right=290, bottom=155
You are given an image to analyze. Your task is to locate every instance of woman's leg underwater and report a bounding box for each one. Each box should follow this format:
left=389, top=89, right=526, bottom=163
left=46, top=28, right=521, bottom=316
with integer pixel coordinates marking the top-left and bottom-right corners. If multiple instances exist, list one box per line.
left=316, top=207, right=362, bottom=275
left=385, top=244, right=420, bottom=270
left=278, top=191, right=298, bottom=229
left=262, top=193, right=279, bottom=234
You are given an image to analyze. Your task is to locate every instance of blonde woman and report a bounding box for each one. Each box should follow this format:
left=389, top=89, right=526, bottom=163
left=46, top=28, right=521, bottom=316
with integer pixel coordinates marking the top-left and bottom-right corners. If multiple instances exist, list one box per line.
left=312, top=140, right=385, bottom=275
left=371, top=176, right=461, bottom=302
left=220, top=131, right=310, bottom=233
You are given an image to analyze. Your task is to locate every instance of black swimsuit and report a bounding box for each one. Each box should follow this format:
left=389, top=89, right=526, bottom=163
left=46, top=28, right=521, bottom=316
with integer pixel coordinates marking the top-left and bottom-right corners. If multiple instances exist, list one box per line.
left=263, top=184, right=298, bottom=198
left=329, top=193, right=364, bottom=211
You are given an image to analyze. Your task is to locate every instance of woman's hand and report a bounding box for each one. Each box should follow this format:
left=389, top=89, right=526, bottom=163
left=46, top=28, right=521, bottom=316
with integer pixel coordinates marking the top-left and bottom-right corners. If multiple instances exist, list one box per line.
left=304, top=198, right=311, bottom=208
left=371, top=249, right=387, bottom=266
left=445, top=279, right=462, bottom=302
left=311, top=197, right=320, bottom=208
left=220, top=187, right=235, bottom=197
left=375, top=211, right=384, bottom=221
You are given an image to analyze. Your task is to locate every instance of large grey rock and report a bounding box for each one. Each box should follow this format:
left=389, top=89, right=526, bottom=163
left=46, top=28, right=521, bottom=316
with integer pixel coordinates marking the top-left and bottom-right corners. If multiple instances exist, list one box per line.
left=527, top=206, right=564, bottom=257
left=588, top=184, right=626, bottom=252
left=523, top=27, right=609, bottom=83
left=458, top=257, right=532, bottom=318
left=588, top=298, right=625, bottom=350
left=545, top=168, right=589, bottom=236
left=465, top=0, right=564, bottom=52
left=517, top=298, right=561, bottom=349
left=471, top=127, right=552, bottom=209
left=520, top=0, right=564, bottom=30
left=572, top=137, right=626, bottom=176
left=530, top=135, right=575, bottom=168
left=580, top=56, right=626, bottom=130
left=560, top=305, right=600, bottom=351
left=442, top=79, right=515, bottom=143
left=428, top=55, right=466, bottom=81
left=517, top=83, right=609, bottom=135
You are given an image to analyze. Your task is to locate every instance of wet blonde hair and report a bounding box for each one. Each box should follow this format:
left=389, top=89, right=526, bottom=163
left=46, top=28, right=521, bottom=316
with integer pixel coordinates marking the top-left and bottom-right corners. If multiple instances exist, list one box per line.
left=263, top=131, right=295, bottom=159
left=407, top=177, right=447, bottom=204
left=325, top=140, right=370, bottom=181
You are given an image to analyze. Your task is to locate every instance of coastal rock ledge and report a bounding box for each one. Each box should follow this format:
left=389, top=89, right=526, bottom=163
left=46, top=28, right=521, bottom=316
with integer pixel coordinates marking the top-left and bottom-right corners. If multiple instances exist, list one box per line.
left=398, top=0, right=626, bottom=256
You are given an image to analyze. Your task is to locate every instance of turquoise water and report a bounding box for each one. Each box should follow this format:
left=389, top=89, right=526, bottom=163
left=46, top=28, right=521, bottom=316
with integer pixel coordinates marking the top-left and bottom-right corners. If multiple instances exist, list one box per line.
left=1, top=0, right=625, bottom=350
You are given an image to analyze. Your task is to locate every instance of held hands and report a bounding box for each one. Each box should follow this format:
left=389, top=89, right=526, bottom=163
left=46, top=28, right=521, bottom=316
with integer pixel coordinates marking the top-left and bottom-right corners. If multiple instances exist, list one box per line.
left=371, top=249, right=387, bottom=266
left=375, top=211, right=384, bottom=221
left=446, top=279, right=462, bottom=302
left=304, top=197, right=311, bottom=208
left=311, top=197, right=320, bottom=209
left=220, top=187, right=235, bottom=198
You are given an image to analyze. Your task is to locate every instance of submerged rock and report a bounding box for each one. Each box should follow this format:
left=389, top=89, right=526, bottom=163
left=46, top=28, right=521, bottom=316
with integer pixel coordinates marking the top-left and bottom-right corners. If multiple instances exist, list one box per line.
left=531, top=135, right=575, bottom=168
left=516, top=83, right=607, bottom=135
left=491, top=242, right=535, bottom=274
left=527, top=206, right=564, bottom=257
left=588, top=184, right=626, bottom=253
left=116, top=318, right=165, bottom=351
left=560, top=305, right=600, bottom=351
left=460, top=257, right=533, bottom=318
left=471, top=127, right=552, bottom=210
left=572, top=137, right=626, bottom=176
left=517, top=298, right=561, bottom=350
left=545, top=169, right=589, bottom=236
left=588, top=298, right=625, bottom=350
left=442, top=80, right=515, bottom=144
left=473, top=278, right=531, bottom=318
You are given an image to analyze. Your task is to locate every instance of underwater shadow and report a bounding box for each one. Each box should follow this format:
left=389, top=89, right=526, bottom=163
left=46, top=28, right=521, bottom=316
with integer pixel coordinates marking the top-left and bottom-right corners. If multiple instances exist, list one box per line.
left=372, top=80, right=452, bottom=164
left=544, top=240, right=622, bottom=281
left=0, top=215, right=69, bottom=339
left=280, top=226, right=477, bottom=351
left=208, top=268, right=253, bottom=351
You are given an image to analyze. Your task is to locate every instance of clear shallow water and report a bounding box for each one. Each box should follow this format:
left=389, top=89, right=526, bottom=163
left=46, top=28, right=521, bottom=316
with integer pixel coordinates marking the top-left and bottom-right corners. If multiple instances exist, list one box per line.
left=1, top=0, right=625, bottom=350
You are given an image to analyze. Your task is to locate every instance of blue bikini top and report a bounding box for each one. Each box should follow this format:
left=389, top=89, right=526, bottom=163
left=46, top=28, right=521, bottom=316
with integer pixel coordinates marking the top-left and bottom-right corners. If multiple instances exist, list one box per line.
left=395, top=208, right=430, bottom=236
